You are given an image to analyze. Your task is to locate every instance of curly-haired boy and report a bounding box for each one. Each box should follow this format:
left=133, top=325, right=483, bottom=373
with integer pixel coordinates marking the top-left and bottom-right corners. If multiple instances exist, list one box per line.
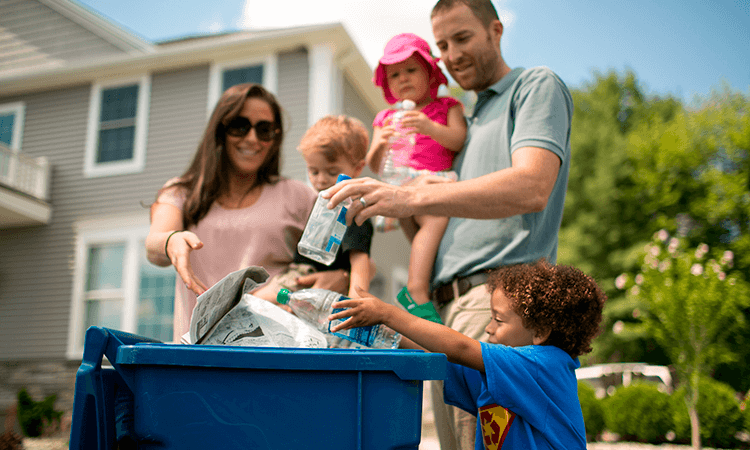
left=330, top=259, right=606, bottom=450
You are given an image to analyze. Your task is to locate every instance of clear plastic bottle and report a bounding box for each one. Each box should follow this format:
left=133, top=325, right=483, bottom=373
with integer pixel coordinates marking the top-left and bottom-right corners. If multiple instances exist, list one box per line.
left=297, top=174, right=352, bottom=265
left=277, top=288, right=402, bottom=349
left=380, top=99, right=416, bottom=186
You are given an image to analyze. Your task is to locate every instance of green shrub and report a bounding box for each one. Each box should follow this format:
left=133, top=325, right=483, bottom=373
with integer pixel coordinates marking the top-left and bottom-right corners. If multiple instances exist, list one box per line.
left=603, top=382, right=673, bottom=443
left=17, top=388, right=63, bottom=438
left=578, top=381, right=605, bottom=440
left=672, top=376, right=743, bottom=448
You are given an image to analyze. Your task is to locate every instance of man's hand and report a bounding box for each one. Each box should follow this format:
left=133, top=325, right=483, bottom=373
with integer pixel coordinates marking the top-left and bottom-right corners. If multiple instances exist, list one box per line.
left=324, top=177, right=418, bottom=226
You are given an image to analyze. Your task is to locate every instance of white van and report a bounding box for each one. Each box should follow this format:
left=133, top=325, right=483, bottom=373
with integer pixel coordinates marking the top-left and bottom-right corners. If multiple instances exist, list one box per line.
left=576, top=363, right=672, bottom=398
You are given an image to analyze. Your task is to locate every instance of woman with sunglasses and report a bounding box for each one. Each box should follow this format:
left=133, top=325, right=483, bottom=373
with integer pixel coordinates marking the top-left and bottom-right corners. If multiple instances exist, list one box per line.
left=146, top=83, right=347, bottom=342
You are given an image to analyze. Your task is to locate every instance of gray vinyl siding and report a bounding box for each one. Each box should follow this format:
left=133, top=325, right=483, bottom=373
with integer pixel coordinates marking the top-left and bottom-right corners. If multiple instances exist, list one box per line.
left=142, top=66, right=210, bottom=198
left=0, top=84, right=90, bottom=360
left=0, top=0, right=129, bottom=74
left=343, top=74, right=378, bottom=178
left=343, top=74, right=376, bottom=135
left=0, top=66, right=210, bottom=360
left=276, top=48, right=309, bottom=184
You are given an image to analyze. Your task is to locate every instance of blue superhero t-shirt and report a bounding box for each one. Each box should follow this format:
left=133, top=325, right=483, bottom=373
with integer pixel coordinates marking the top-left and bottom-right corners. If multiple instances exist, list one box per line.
left=443, top=342, right=586, bottom=450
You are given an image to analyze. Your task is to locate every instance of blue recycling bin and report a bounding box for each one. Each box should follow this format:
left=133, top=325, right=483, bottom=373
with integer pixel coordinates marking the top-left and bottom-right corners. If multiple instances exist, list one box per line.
left=70, top=326, right=446, bottom=449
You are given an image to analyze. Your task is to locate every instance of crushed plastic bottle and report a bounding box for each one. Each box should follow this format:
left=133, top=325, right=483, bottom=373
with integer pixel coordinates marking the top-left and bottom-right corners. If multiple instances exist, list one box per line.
left=297, top=174, right=352, bottom=265
left=277, top=288, right=401, bottom=349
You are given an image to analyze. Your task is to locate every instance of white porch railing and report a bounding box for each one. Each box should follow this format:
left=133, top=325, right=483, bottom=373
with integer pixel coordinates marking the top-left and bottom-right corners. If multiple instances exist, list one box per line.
left=0, top=143, right=50, bottom=201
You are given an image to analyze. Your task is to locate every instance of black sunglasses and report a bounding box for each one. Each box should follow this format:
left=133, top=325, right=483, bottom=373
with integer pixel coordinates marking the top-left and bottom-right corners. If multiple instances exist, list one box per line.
left=225, top=117, right=279, bottom=142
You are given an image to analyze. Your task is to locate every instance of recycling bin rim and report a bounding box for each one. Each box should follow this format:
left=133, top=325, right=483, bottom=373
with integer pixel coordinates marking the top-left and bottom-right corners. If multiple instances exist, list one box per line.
left=116, top=342, right=447, bottom=381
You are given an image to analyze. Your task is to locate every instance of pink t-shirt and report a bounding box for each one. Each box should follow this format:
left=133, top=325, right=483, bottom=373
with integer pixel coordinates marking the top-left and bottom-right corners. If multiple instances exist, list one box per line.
left=157, top=177, right=316, bottom=342
left=373, top=96, right=463, bottom=172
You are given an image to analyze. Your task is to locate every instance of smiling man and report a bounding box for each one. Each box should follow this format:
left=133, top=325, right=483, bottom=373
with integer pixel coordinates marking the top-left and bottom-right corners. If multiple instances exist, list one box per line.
left=427, top=2, right=575, bottom=448
left=323, top=3, right=574, bottom=446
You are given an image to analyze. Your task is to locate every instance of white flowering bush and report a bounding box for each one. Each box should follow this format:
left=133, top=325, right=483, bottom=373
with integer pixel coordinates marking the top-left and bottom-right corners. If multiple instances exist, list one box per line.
left=615, top=230, right=750, bottom=449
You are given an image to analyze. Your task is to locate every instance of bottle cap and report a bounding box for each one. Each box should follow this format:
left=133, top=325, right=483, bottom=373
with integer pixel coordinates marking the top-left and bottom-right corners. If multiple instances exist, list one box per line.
left=277, top=288, right=291, bottom=305
left=336, top=174, right=352, bottom=183
left=401, top=99, right=416, bottom=111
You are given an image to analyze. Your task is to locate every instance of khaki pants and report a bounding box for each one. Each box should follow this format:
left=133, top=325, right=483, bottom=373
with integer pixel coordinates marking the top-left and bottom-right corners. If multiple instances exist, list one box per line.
left=431, top=284, right=492, bottom=450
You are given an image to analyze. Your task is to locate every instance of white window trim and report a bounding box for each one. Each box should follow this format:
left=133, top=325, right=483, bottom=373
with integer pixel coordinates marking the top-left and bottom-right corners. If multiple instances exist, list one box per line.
left=67, top=215, right=153, bottom=359
left=84, top=75, right=151, bottom=178
left=0, top=101, right=25, bottom=151
left=207, top=54, right=278, bottom=115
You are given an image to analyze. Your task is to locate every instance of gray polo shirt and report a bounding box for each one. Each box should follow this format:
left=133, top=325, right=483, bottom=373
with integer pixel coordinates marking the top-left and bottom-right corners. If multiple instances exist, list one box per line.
left=432, top=67, right=574, bottom=288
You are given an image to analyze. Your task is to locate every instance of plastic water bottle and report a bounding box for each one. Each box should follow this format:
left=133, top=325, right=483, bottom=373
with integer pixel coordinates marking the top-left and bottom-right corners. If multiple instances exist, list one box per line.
left=297, top=174, right=351, bottom=265
left=380, top=99, right=416, bottom=186
left=277, top=288, right=402, bottom=349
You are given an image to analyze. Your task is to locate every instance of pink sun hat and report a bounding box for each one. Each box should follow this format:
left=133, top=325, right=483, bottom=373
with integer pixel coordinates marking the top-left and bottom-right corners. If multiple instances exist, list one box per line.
left=374, top=33, right=448, bottom=105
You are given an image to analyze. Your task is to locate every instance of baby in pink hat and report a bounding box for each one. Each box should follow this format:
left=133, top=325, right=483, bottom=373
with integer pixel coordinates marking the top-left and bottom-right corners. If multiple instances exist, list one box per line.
left=366, top=32, right=467, bottom=308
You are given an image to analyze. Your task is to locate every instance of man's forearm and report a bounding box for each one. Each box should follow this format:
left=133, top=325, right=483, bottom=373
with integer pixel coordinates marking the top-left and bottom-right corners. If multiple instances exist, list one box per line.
left=411, top=162, right=557, bottom=219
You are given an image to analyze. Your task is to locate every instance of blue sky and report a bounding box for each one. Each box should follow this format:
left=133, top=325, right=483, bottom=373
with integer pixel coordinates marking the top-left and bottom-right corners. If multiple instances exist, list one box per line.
left=76, top=0, right=749, bottom=102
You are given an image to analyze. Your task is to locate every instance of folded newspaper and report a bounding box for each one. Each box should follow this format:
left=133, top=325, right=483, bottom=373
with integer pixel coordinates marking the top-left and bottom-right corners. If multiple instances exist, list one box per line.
left=181, top=266, right=327, bottom=348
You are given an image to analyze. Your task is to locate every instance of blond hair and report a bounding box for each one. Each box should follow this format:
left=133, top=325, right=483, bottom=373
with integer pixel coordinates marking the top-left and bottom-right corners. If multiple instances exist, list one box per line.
left=298, top=115, right=369, bottom=165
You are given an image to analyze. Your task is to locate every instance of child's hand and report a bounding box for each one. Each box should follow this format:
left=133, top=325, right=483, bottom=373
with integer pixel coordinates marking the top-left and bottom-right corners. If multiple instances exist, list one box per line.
left=328, top=286, right=388, bottom=332
left=376, top=124, right=396, bottom=147
left=399, top=111, right=435, bottom=137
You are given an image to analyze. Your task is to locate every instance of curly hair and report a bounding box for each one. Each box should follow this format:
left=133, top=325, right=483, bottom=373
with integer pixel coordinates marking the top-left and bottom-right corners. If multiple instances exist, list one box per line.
left=297, top=115, right=369, bottom=166
left=486, top=260, right=606, bottom=358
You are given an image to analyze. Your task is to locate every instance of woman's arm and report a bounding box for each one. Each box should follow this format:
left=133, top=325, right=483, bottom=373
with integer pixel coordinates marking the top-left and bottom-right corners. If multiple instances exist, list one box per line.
left=146, top=202, right=185, bottom=266
left=146, top=202, right=208, bottom=294
left=296, top=269, right=350, bottom=295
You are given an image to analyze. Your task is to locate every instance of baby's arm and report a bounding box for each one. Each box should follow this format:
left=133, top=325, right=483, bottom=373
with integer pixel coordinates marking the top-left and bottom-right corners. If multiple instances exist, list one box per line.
left=347, top=250, right=371, bottom=298
left=330, top=287, right=484, bottom=372
left=365, top=125, right=394, bottom=174
left=401, top=104, right=467, bottom=152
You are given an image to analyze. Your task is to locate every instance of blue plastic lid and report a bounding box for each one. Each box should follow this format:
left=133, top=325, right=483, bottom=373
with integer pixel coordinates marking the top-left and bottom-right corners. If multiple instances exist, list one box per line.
left=336, top=174, right=351, bottom=183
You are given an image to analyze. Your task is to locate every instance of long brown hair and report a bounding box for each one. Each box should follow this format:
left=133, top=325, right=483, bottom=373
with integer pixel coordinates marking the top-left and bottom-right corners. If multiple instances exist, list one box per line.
left=158, top=83, right=284, bottom=228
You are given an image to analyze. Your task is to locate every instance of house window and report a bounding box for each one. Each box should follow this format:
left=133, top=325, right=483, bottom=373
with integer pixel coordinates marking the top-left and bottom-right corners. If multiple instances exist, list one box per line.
left=137, top=247, right=175, bottom=342
left=207, top=56, right=277, bottom=113
left=0, top=102, right=24, bottom=149
left=83, top=243, right=126, bottom=331
left=223, top=65, right=263, bottom=91
left=0, top=102, right=24, bottom=178
left=84, top=76, right=150, bottom=178
left=97, top=85, right=138, bottom=163
left=69, top=221, right=175, bottom=357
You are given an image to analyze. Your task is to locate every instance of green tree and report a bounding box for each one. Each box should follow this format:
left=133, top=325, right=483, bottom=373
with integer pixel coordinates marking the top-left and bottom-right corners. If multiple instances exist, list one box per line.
left=561, top=73, right=750, bottom=389
left=559, top=70, right=682, bottom=365
left=624, top=85, right=750, bottom=390
left=617, top=233, right=750, bottom=449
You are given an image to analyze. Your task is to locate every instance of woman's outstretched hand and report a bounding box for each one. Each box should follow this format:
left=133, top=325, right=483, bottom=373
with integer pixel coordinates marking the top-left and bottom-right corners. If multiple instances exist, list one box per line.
left=166, top=231, right=209, bottom=295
